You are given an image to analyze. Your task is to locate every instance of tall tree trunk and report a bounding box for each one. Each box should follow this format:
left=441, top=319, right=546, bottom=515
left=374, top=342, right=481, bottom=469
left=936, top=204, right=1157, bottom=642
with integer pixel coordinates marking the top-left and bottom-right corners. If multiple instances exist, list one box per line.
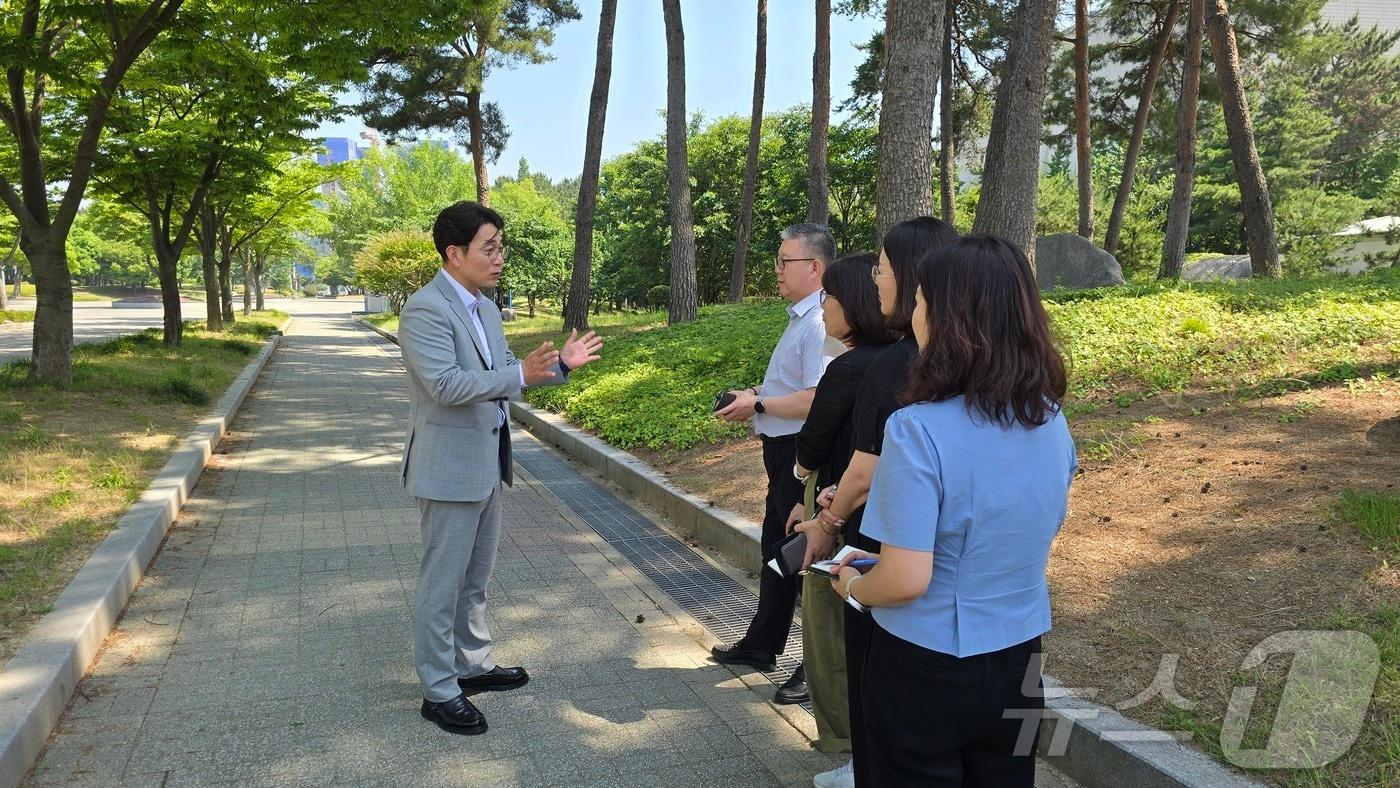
left=875, top=0, right=945, bottom=238
left=731, top=0, right=768, bottom=303
left=662, top=0, right=698, bottom=324
left=808, top=0, right=831, bottom=225
left=22, top=234, right=74, bottom=385
left=241, top=248, right=252, bottom=316
left=938, top=0, right=957, bottom=226
left=466, top=90, right=492, bottom=207
left=197, top=205, right=223, bottom=332
left=1160, top=0, right=1204, bottom=279
left=1074, top=0, right=1094, bottom=239
left=971, top=0, right=1058, bottom=265
left=254, top=253, right=266, bottom=311
left=1205, top=0, right=1280, bottom=277
left=1104, top=0, right=1181, bottom=255
left=564, top=0, right=618, bottom=331
left=217, top=221, right=234, bottom=324
left=153, top=239, right=184, bottom=348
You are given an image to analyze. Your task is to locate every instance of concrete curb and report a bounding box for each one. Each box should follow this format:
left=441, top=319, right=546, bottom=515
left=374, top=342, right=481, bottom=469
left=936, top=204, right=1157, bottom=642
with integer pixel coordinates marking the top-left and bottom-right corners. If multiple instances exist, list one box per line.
left=0, top=323, right=289, bottom=788
left=359, top=318, right=1262, bottom=788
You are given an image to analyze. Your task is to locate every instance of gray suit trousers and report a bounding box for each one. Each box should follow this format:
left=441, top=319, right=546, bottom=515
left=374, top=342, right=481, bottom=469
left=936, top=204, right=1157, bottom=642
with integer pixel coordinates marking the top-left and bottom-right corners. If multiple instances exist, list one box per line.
left=414, top=491, right=502, bottom=702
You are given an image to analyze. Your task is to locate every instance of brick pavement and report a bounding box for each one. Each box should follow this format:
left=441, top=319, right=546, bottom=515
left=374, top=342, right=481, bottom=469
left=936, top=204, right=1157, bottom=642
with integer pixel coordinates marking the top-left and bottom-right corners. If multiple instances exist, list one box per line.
left=23, top=312, right=840, bottom=787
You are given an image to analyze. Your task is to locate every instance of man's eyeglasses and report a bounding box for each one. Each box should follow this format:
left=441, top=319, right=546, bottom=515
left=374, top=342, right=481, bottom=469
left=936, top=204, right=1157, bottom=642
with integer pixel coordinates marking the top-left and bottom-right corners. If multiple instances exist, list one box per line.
left=469, top=243, right=508, bottom=261
left=775, top=256, right=819, bottom=271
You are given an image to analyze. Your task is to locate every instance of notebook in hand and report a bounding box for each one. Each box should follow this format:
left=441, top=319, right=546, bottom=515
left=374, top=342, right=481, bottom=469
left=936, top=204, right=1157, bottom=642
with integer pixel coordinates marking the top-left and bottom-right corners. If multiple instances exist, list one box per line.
left=807, top=545, right=878, bottom=578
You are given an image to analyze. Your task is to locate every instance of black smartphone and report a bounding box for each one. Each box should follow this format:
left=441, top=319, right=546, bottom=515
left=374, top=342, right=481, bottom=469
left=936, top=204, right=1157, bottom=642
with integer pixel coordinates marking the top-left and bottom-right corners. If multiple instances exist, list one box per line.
left=713, top=390, right=737, bottom=412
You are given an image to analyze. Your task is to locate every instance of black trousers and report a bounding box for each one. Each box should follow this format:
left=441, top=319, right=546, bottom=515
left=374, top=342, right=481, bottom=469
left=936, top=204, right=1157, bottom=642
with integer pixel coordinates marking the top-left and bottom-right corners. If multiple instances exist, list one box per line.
left=862, top=624, right=1043, bottom=787
left=845, top=602, right=875, bottom=786
left=740, top=436, right=805, bottom=655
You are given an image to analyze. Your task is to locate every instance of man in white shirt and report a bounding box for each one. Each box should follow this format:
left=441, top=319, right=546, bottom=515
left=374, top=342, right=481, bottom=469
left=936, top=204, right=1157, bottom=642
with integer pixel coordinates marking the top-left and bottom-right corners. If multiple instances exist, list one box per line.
left=712, top=223, right=834, bottom=704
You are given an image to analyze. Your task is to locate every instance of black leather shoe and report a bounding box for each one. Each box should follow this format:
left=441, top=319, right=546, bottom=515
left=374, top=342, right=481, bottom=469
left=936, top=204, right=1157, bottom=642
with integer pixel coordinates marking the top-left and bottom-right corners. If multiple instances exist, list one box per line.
left=458, top=665, right=530, bottom=695
left=710, top=642, right=777, bottom=672
left=774, top=665, right=808, bottom=705
left=421, top=693, right=487, bottom=735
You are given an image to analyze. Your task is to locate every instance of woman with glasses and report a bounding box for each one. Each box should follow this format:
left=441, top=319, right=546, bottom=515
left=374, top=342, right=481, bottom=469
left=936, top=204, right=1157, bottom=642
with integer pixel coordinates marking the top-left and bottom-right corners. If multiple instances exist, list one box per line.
left=799, top=216, right=958, bottom=788
left=828, top=235, right=1075, bottom=786
left=782, top=253, right=896, bottom=756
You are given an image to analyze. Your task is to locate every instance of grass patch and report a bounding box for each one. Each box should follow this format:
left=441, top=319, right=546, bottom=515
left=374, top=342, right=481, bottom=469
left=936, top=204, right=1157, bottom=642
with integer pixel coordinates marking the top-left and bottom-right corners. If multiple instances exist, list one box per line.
left=0, top=309, right=34, bottom=323
left=1336, top=491, right=1400, bottom=551
left=523, top=302, right=779, bottom=450
left=520, top=269, right=1400, bottom=452
left=363, top=313, right=398, bottom=331
left=0, top=309, right=287, bottom=661
left=7, top=283, right=108, bottom=301
left=503, top=303, right=662, bottom=359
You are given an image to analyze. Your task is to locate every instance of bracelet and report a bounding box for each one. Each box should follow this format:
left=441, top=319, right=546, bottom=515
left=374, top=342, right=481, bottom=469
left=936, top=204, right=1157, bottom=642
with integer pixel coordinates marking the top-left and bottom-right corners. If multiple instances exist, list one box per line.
left=844, top=576, right=870, bottom=612
left=793, top=465, right=810, bottom=482
left=816, top=508, right=845, bottom=534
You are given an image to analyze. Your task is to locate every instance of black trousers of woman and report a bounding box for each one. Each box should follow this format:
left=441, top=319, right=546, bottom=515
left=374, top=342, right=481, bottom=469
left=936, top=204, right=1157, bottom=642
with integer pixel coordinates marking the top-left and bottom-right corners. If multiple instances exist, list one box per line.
left=862, top=624, right=1043, bottom=787
left=844, top=601, right=875, bottom=786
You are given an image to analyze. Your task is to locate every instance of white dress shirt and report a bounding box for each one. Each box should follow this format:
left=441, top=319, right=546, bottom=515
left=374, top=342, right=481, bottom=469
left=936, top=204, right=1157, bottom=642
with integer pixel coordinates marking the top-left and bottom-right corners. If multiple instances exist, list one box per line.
left=753, top=289, right=832, bottom=437
left=442, top=274, right=525, bottom=424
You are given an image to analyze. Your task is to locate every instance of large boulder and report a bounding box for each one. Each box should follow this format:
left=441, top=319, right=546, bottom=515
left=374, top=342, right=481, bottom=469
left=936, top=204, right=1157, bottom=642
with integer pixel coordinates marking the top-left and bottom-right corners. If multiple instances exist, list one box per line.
left=1034, top=233, right=1126, bottom=290
left=1182, top=254, right=1252, bottom=281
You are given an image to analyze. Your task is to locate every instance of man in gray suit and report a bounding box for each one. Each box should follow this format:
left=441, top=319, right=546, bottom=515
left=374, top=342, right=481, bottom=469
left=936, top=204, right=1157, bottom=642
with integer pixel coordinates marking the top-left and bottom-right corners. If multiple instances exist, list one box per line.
left=398, top=201, right=603, bottom=735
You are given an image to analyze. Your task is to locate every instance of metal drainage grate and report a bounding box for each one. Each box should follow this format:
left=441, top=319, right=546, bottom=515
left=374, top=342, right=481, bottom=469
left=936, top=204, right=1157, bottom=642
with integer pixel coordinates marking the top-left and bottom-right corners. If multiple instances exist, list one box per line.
left=513, top=440, right=804, bottom=687
left=364, top=321, right=804, bottom=694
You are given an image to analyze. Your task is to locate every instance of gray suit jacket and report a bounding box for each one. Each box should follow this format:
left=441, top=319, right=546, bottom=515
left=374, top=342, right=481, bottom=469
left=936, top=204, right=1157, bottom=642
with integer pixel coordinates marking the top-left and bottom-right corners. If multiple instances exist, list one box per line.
left=398, top=270, right=564, bottom=501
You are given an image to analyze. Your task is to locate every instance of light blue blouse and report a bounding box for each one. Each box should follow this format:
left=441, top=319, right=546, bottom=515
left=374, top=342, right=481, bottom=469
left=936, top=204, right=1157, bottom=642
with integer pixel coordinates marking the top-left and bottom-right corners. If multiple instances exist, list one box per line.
left=861, top=399, right=1077, bottom=658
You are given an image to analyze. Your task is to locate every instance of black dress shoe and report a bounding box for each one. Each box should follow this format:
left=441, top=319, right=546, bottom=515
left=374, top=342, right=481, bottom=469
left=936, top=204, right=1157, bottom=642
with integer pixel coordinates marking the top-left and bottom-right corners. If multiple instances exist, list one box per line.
left=421, top=693, right=487, bottom=735
left=774, top=665, right=808, bottom=705
left=458, top=665, right=530, bottom=695
left=710, top=642, right=777, bottom=672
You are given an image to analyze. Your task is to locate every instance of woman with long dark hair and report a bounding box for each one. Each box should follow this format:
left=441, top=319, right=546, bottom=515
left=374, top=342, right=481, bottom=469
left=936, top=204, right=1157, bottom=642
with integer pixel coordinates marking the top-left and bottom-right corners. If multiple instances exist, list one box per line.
left=830, top=235, right=1077, bottom=786
left=801, top=216, right=958, bottom=788
left=783, top=253, right=896, bottom=753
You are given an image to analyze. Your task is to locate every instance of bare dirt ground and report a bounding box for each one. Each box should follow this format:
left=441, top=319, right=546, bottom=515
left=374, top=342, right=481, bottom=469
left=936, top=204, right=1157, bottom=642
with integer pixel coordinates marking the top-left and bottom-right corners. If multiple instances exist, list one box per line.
left=637, top=377, right=1400, bottom=783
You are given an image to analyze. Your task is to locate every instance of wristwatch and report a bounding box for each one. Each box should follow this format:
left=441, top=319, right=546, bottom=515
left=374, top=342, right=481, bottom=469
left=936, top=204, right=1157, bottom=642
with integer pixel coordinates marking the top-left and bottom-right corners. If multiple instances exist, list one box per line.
left=753, top=397, right=766, bottom=414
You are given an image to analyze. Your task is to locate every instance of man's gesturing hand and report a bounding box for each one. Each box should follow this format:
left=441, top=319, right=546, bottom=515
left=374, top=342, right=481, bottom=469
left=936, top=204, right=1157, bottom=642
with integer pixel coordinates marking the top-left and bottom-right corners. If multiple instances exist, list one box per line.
left=523, top=342, right=561, bottom=385
left=560, top=329, right=603, bottom=371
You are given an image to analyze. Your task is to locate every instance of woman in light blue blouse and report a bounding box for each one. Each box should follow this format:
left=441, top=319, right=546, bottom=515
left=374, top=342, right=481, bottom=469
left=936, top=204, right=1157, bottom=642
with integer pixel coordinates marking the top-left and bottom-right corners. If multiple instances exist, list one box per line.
left=830, top=235, right=1076, bottom=787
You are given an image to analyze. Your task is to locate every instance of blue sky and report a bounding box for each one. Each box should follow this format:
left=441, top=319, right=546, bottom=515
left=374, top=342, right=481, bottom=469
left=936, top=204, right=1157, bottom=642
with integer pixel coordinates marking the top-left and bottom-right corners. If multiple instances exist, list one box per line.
left=315, top=0, right=884, bottom=180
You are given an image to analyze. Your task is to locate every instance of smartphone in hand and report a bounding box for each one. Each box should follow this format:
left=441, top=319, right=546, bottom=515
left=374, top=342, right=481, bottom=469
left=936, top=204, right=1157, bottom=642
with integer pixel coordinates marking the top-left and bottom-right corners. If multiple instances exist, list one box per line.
left=713, top=390, right=737, bottom=412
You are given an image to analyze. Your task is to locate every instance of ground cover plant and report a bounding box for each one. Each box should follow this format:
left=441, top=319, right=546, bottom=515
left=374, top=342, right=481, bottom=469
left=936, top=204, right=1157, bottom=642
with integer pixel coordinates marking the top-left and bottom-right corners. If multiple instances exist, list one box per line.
left=522, top=268, right=1400, bottom=451
left=0, top=311, right=287, bottom=661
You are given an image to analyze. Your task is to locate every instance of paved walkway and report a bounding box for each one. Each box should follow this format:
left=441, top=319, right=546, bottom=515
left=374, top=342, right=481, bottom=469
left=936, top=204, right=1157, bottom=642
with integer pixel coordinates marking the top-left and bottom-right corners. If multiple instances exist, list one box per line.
left=25, top=309, right=840, bottom=787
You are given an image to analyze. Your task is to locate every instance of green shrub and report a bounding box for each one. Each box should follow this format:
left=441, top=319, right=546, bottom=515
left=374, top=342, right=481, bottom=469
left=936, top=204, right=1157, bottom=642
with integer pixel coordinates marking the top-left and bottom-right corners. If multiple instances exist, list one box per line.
left=646, top=285, right=671, bottom=309
left=222, top=339, right=256, bottom=356
left=149, top=376, right=211, bottom=405
left=353, top=229, right=440, bottom=315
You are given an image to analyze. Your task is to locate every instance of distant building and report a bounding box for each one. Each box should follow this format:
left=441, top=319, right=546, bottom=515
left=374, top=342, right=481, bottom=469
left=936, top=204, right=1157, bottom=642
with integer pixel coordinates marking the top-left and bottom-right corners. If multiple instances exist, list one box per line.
left=316, top=137, right=364, bottom=166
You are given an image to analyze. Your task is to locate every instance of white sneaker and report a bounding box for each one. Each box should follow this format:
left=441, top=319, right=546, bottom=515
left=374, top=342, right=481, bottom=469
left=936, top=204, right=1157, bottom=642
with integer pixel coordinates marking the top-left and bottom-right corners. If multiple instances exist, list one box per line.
left=813, top=758, right=855, bottom=788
